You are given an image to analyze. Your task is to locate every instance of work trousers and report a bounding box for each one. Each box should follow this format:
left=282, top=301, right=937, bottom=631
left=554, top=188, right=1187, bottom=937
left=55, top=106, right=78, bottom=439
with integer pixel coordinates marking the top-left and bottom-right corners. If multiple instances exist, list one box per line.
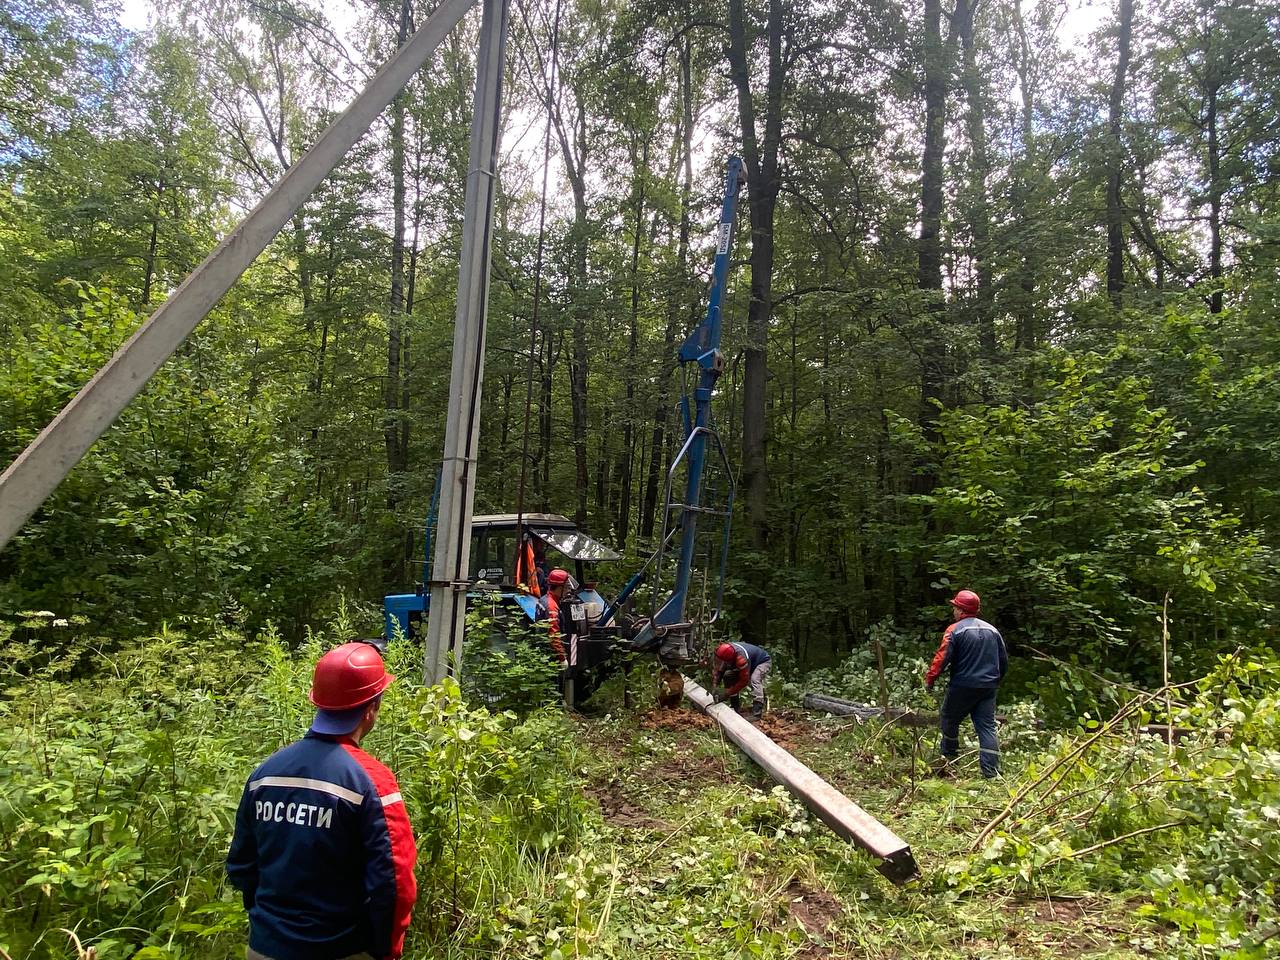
left=939, top=684, right=1000, bottom=778
left=247, top=949, right=373, bottom=960
left=729, top=660, right=772, bottom=706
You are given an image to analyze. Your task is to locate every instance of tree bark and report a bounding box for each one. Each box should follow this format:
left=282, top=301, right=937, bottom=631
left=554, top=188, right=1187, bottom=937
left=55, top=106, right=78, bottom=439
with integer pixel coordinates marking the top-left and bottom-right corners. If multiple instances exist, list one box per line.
left=955, top=0, right=995, bottom=358
left=914, top=0, right=953, bottom=480
left=1011, top=0, right=1038, bottom=350
left=643, top=38, right=695, bottom=541
left=552, top=78, right=593, bottom=527
left=1106, top=0, right=1135, bottom=305
left=616, top=134, right=648, bottom=548
left=383, top=0, right=412, bottom=577
left=1206, top=82, right=1223, bottom=314
left=727, top=0, right=783, bottom=647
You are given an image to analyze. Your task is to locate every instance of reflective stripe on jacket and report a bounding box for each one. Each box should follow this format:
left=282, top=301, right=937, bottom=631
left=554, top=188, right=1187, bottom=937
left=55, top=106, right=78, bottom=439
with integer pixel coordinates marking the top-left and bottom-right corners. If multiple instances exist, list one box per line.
left=925, top=617, right=1008, bottom=689
left=226, top=732, right=417, bottom=960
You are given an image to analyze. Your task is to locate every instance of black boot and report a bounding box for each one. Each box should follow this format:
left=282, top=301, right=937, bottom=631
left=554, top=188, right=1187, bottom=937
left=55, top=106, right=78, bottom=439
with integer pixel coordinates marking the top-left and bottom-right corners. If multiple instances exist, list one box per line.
left=751, top=701, right=764, bottom=720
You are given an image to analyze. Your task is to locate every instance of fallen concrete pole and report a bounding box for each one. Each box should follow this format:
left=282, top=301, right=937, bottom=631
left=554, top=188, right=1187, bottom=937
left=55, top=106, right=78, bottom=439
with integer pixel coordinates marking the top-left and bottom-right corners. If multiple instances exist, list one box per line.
left=806, top=692, right=1039, bottom=731
left=804, top=692, right=935, bottom=727
left=683, top=677, right=918, bottom=884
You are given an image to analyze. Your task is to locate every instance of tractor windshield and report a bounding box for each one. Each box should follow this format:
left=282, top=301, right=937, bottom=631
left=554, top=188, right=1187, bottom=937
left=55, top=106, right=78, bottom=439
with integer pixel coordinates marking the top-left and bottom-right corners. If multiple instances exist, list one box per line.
left=529, top=528, right=620, bottom=562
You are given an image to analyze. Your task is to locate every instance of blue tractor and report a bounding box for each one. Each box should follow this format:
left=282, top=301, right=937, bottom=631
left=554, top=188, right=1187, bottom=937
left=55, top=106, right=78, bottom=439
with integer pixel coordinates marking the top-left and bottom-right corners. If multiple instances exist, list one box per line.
left=383, top=511, right=620, bottom=643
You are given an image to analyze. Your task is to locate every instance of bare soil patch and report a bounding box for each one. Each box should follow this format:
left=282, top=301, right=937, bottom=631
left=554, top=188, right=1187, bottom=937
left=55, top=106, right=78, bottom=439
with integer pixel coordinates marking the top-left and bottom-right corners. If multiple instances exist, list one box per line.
left=782, top=877, right=843, bottom=958
left=1002, top=895, right=1132, bottom=955
left=753, top=711, right=813, bottom=752
left=588, top=781, right=672, bottom=832
left=785, top=877, right=844, bottom=935
left=650, top=746, right=735, bottom=785
left=638, top=707, right=714, bottom=733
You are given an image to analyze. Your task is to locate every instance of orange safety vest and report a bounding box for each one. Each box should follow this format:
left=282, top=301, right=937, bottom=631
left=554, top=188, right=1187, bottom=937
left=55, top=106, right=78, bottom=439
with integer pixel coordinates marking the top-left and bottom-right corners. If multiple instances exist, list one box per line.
left=543, top=591, right=565, bottom=662
left=515, top=537, right=542, bottom=597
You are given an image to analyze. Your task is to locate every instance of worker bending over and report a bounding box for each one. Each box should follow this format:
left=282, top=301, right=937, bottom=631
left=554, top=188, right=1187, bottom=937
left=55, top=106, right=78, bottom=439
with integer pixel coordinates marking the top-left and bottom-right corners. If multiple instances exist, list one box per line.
left=227, top=643, right=417, bottom=960
left=925, top=589, right=1008, bottom=778
left=712, top=641, right=772, bottom=719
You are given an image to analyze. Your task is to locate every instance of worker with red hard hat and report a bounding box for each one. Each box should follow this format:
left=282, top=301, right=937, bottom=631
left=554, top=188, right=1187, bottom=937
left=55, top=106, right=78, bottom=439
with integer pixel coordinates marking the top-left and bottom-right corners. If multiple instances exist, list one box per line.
left=712, top=641, right=772, bottom=719
left=925, top=589, right=1008, bottom=778
left=537, top=568, right=573, bottom=663
left=227, top=643, right=418, bottom=960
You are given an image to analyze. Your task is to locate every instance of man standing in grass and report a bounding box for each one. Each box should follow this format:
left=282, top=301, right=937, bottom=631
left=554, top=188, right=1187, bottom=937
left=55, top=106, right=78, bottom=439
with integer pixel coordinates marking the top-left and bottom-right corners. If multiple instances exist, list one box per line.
left=227, top=643, right=418, bottom=960
left=925, top=590, right=1008, bottom=778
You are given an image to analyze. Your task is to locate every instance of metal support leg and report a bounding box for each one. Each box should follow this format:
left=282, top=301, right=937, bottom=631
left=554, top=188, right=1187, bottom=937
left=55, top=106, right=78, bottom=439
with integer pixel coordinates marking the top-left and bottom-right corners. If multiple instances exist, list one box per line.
left=423, top=0, right=509, bottom=684
left=0, top=0, right=479, bottom=552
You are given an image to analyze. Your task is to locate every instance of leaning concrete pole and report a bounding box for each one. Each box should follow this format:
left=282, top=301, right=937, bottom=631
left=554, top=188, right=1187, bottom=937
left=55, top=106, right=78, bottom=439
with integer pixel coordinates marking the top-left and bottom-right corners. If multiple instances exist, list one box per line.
left=423, top=0, right=508, bottom=684
left=0, top=0, right=478, bottom=553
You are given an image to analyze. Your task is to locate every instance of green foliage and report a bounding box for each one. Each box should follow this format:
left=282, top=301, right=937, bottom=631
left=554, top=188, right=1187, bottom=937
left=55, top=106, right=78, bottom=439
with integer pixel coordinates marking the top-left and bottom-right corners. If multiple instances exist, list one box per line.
left=786, top=619, right=936, bottom=713
left=950, top=649, right=1280, bottom=958
left=461, top=610, right=562, bottom=715
left=920, top=326, right=1275, bottom=681
left=0, top=280, right=357, bottom=641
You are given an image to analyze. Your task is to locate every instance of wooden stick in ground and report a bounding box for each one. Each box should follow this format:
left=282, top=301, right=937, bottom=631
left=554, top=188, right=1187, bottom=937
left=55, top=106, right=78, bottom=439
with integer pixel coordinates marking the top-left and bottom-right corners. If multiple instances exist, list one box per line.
left=1162, top=592, right=1173, bottom=760
left=875, top=636, right=889, bottom=714
left=971, top=691, right=1157, bottom=851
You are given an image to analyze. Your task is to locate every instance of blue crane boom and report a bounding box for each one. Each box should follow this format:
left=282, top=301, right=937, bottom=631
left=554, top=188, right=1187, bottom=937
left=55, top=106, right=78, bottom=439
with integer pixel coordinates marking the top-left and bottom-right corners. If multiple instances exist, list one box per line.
left=630, top=156, right=745, bottom=660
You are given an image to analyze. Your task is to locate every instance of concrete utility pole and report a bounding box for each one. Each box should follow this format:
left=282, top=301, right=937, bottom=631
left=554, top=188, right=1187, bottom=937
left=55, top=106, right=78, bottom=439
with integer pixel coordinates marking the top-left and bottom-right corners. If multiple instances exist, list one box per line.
left=0, top=0, right=479, bottom=552
left=422, top=0, right=509, bottom=684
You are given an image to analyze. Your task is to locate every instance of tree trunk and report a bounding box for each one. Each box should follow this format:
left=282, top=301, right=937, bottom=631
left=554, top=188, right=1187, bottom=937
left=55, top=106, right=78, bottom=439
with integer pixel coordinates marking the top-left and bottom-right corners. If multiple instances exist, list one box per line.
left=1206, top=82, right=1223, bottom=314
left=383, top=0, right=411, bottom=579
left=616, top=135, right=648, bottom=549
left=552, top=82, right=593, bottom=527
left=727, top=0, right=783, bottom=647
left=141, top=175, right=164, bottom=306
left=1106, top=0, right=1134, bottom=305
left=956, top=0, right=995, bottom=358
left=642, top=38, right=695, bottom=542
left=914, top=0, right=952, bottom=472
left=1011, top=0, right=1038, bottom=350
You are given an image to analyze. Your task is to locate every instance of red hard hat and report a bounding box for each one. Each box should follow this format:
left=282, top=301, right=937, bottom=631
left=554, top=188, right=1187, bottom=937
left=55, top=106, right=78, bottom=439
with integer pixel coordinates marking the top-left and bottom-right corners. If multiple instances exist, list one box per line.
left=309, top=642, right=395, bottom=711
left=715, top=643, right=736, bottom=662
left=548, top=568, right=570, bottom=586
left=950, top=590, right=981, bottom=615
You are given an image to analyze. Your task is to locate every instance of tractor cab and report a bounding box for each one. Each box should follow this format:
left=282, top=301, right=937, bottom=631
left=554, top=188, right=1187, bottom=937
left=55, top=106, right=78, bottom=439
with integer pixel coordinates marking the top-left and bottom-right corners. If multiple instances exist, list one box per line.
left=383, top=513, right=620, bottom=642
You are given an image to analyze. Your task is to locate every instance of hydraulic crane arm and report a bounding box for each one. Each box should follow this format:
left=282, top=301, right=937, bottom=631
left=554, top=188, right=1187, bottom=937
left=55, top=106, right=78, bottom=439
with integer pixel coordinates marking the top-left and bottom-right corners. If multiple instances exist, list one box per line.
left=631, top=156, right=745, bottom=660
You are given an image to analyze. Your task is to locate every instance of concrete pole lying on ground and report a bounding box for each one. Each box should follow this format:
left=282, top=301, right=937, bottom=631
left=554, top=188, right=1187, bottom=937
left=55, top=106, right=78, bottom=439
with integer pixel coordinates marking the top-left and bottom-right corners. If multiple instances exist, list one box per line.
left=0, top=0, right=478, bottom=553
left=683, top=677, right=919, bottom=884
left=803, top=692, right=937, bottom=727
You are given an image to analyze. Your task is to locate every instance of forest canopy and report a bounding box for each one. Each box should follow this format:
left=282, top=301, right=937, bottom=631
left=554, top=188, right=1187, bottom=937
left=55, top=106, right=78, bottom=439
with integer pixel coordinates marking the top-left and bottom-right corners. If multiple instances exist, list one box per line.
left=1, top=0, right=1277, bottom=682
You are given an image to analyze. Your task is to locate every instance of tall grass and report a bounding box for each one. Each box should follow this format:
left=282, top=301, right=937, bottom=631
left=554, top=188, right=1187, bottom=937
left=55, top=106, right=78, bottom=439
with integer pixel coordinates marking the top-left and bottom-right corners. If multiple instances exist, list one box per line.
left=0, top=627, right=587, bottom=960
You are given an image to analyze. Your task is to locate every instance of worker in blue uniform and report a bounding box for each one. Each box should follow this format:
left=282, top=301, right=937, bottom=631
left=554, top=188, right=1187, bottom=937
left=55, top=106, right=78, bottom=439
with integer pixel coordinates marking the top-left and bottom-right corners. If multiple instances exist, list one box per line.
left=227, top=643, right=418, bottom=960
left=925, top=589, right=1008, bottom=778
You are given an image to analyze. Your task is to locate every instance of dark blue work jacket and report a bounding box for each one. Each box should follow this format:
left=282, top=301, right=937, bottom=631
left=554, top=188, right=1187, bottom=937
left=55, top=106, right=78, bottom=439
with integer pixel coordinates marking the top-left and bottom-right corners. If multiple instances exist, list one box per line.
left=926, top=617, right=1008, bottom=689
left=226, top=731, right=417, bottom=960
